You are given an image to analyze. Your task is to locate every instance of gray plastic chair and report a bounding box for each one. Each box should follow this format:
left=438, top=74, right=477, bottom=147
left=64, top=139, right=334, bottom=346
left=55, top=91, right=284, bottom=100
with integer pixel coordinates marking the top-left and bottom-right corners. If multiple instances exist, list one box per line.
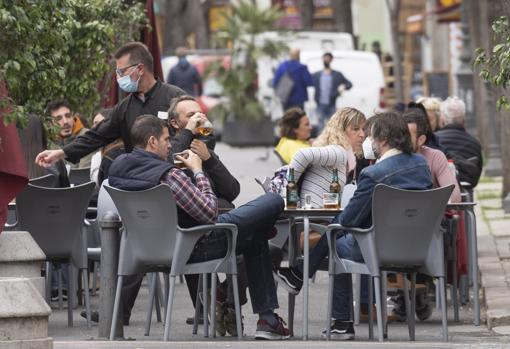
left=4, top=174, right=57, bottom=231
left=324, top=184, right=454, bottom=342
left=69, top=167, right=92, bottom=186
left=104, top=184, right=242, bottom=341
left=16, top=181, right=95, bottom=327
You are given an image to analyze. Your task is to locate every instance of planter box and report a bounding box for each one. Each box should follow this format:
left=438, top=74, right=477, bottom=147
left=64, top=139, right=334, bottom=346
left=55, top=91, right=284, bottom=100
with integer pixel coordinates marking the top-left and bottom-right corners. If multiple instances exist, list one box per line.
left=222, top=119, right=276, bottom=147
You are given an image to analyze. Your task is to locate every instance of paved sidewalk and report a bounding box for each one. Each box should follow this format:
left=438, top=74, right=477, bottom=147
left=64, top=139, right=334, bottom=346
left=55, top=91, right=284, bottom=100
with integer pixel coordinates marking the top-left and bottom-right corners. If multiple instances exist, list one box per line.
left=475, top=177, right=510, bottom=334
left=48, top=144, right=510, bottom=347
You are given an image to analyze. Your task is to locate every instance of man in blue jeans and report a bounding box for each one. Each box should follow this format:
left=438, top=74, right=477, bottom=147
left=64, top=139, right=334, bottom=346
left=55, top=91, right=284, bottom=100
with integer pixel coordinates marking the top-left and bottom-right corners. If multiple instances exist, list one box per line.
left=276, top=111, right=432, bottom=340
left=312, top=52, right=352, bottom=131
left=108, top=115, right=290, bottom=340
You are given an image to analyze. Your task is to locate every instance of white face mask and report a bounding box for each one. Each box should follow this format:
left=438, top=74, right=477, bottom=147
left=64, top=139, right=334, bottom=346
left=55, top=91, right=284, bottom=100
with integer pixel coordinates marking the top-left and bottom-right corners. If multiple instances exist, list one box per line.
left=362, top=137, right=376, bottom=160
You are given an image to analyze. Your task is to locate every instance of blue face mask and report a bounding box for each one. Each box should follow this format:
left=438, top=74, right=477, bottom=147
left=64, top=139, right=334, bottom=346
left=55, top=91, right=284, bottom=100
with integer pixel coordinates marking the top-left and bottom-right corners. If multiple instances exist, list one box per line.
left=117, top=73, right=140, bottom=93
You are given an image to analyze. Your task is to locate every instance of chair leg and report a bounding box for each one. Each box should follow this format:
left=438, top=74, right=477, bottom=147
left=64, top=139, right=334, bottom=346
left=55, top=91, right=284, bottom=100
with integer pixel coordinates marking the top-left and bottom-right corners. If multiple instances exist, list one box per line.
left=202, top=273, right=209, bottom=338
left=179, top=275, right=184, bottom=284
left=288, top=293, right=295, bottom=336
left=210, top=273, right=217, bottom=338
left=326, top=274, right=334, bottom=340
left=91, top=261, right=98, bottom=296
left=373, top=276, right=384, bottom=342
left=144, top=273, right=157, bottom=336
left=439, top=276, right=449, bottom=341
left=231, top=274, right=243, bottom=340
left=110, top=276, right=124, bottom=340
left=82, top=268, right=92, bottom=328
left=164, top=274, right=170, bottom=324
left=45, top=262, right=52, bottom=304
left=154, top=274, right=162, bottom=323
left=402, top=273, right=413, bottom=341
left=58, top=266, right=64, bottom=310
left=353, top=274, right=361, bottom=325
left=452, top=249, right=459, bottom=322
left=368, top=277, right=374, bottom=340
left=381, top=271, right=388, bottom=338
left=436, top=280, right=441, bottom=309
left=410, top=272, right=416, bottom=341
left=67, top=265, right=73, bottom=327
left=163, top=275, right=177, bottom=341
left=193, top=274, right=202, bottom=335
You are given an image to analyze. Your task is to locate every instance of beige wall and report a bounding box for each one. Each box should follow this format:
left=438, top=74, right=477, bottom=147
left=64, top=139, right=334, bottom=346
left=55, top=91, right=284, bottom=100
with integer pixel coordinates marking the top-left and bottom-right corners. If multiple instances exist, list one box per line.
left=352, top=0, right=392, bottom=53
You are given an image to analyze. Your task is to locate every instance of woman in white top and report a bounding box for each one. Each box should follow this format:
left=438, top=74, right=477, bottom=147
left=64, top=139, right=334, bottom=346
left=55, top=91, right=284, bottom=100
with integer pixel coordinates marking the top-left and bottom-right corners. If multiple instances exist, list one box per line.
left=290, top=107, right=366, bottom=208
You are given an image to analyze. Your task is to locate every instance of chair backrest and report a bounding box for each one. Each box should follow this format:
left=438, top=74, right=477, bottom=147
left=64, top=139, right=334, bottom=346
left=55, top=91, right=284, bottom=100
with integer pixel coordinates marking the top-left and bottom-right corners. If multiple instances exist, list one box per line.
left=30, top=173, right=57, bottom=187
left=16, top=182, right=95, bottom=265
left=104, top=184, right=178, bottom=275
left=69, top=167, right=91, bottom=186
left=371, top=184, right=453, bottom=272
left=97, top=179, right=118, bottom=220
left=254, top=177, right=271, bottom=193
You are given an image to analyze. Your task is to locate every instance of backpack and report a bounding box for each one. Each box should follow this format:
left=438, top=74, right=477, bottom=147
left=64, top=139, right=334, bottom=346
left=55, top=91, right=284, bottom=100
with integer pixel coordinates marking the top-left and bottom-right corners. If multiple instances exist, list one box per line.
left=275, top=71, right=294, bottom=105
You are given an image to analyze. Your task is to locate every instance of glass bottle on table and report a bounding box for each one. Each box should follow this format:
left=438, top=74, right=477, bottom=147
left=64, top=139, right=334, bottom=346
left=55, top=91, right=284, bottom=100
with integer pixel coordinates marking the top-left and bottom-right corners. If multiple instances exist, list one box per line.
left=324, top=167, right=340, bottom=209
left=286, top=167, right=299, bottom=209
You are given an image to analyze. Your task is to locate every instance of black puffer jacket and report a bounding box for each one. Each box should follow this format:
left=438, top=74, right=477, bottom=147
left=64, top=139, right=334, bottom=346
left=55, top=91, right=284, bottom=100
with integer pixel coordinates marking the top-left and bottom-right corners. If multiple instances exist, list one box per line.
left=435, top=124, right=483, bottom=187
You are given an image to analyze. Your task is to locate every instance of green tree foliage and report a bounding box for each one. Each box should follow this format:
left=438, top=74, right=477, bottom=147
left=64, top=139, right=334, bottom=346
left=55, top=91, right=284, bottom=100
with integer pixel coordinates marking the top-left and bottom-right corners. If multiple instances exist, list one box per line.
left=208, top=1, right=287, bottom=122
left=474, top=16, right=510, bottom=110
left=0, top=0, right=147, bottom=130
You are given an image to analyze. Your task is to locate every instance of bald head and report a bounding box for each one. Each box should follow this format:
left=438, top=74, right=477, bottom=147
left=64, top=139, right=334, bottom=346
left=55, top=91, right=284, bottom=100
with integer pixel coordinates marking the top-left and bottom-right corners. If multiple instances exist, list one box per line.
left=290, top=48, right=300, bottom=60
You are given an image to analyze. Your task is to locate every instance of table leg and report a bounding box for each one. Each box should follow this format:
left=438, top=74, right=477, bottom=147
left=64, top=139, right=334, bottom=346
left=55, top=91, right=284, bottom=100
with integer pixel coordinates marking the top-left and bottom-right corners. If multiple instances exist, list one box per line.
left=303, top=215, right=309, bottom=340
left=466, top=208, right=480, bottom=326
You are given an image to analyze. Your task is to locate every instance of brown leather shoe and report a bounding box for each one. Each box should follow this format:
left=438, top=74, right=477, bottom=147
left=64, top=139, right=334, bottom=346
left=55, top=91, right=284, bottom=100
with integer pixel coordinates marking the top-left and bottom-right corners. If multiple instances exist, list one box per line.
left=359, top=305, right=402, bottom=323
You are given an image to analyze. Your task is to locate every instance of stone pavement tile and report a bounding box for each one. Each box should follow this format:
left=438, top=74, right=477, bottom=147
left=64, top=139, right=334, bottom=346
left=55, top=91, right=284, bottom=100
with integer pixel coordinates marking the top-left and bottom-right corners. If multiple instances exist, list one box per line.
left=483, top=210, right=508, bottom=220
left=487, top=308, right=510, bottom=329
left=480, top=199, right=504, bottom=210
left=488, top=220, right=510, bottom=238
left=492, top=325, right=510, bottom=335
left=495, top=238, right=510, bottom=259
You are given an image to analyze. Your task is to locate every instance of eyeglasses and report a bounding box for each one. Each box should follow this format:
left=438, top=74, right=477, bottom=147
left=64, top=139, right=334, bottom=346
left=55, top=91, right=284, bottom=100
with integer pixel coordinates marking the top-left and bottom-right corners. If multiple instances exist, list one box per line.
left=115, top=63, right=139, bottom=77
left=52, top=112, right=73, bottom=123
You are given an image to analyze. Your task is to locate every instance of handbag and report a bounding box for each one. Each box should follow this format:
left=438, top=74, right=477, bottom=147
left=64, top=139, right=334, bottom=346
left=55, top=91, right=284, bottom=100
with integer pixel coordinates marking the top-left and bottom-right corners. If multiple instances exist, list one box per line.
left=275, top=71, right=294, bottom=105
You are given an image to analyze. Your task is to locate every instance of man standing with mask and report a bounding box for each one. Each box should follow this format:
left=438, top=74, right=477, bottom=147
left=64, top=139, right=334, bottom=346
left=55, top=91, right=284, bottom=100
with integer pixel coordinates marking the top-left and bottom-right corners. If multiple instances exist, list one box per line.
left=276, top=111, right=432, bottom=340
left=36, top=42, right=184, bottom=168
left=312, top=52, right=352, bottom=131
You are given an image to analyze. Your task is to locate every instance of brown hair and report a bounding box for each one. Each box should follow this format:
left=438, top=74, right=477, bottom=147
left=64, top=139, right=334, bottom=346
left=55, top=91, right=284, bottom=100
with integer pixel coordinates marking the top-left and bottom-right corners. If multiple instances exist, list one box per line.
left=279, top=107, right=306, bottom=139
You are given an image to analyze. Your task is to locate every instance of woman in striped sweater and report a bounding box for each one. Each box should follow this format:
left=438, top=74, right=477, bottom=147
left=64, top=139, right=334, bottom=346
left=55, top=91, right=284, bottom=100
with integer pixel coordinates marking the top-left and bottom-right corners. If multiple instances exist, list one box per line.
left=290, top=107, right=366, bottom=208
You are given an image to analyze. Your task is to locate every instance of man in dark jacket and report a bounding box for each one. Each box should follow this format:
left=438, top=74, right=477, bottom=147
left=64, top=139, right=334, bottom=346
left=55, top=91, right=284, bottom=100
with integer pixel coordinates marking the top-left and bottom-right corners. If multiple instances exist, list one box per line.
left=167, top=94, right=245, bottom=333
left=35, top=41, right=184, bottom=168
left=312, top=52, right=352, bottom=131
left=273, top=48, right=313, bottom=110
left=109, top=115, right=290, bottom=340
left=276, top=111, right=433, bottom=340
left=166, top=47, right=202, bottom=96
left=435, top=96, right=483, bottom=187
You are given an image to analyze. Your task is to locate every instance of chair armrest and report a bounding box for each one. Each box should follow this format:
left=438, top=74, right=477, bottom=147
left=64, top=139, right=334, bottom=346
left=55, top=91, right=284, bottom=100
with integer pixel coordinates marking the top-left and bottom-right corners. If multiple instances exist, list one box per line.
left=172, top=223, right=238, bottom=274
left=324, top=224, right=373, bottom=266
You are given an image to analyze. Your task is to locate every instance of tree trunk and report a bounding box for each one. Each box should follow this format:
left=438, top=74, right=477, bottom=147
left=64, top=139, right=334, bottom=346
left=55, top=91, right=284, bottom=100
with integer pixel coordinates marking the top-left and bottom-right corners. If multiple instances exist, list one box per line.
left=163, top=0, right=187, bottom=55
left=299, top=0, right=314, bottom=30
left=386, top=0, right=404, bottom=102
left=332, top=0, right=353, bottom=34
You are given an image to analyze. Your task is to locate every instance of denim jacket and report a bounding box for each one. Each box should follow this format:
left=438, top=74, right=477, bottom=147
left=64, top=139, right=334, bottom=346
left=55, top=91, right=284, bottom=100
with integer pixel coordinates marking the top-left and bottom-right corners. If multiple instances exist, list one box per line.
left=334, top=152, right=432, bottom=229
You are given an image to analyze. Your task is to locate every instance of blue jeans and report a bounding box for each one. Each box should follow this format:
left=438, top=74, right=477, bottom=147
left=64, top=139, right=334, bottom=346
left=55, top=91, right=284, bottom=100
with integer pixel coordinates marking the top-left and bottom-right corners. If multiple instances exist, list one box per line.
left=189, top=193, right=284, bottom=314
left=296, top=227, right=365, bottom=320
left=316, top=104, right=336, bottom=132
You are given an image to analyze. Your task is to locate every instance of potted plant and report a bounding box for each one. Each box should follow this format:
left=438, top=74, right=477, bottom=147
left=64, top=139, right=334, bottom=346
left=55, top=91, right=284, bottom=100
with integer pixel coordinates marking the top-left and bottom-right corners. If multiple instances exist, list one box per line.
left=208, top=1, right=287, bottom=147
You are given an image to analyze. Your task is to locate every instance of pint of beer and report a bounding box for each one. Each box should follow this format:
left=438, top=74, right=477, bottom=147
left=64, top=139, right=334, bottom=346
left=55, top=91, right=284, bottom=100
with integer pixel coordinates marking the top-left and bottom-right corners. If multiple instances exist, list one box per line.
left=197, top=119, right=213, bottom=136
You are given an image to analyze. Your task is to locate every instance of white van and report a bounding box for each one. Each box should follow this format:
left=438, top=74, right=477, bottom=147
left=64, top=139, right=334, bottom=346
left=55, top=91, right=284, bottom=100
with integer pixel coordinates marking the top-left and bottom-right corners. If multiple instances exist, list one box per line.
left=259, top=50, right=386, bottom=123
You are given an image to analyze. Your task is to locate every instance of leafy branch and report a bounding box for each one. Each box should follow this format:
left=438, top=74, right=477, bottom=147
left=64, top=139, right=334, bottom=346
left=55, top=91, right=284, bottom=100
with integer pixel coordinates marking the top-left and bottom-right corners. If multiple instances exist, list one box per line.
left=473, top=16, right=510, bottom=110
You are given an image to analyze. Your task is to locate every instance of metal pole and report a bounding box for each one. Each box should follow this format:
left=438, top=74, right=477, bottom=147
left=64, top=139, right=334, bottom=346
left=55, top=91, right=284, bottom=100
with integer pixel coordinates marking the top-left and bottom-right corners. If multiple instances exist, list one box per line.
left=98, top=211, right=123, bottom=339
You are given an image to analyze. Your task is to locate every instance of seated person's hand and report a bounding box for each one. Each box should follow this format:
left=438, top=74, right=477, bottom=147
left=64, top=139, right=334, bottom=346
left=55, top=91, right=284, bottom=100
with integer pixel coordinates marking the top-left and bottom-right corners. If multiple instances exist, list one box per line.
left=179, top=149, right=202, bottom=173
left=190, top=139, right=211, bottom=161
left=185, top=112, right=207, bottom=134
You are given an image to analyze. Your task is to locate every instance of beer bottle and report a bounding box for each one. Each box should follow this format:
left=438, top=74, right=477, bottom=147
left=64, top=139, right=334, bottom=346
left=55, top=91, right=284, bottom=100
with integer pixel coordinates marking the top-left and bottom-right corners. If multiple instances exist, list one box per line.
left=324, top=168, right=340, bottom=209
left=286, top=167, right=299, bottom=208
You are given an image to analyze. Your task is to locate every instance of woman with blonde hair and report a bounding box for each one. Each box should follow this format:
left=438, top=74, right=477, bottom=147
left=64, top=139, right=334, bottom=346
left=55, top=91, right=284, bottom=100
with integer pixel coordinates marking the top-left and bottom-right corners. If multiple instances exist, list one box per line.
left=416, top=96, right=442, bottom=131
left=289, top=107, right=366, bottom=208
